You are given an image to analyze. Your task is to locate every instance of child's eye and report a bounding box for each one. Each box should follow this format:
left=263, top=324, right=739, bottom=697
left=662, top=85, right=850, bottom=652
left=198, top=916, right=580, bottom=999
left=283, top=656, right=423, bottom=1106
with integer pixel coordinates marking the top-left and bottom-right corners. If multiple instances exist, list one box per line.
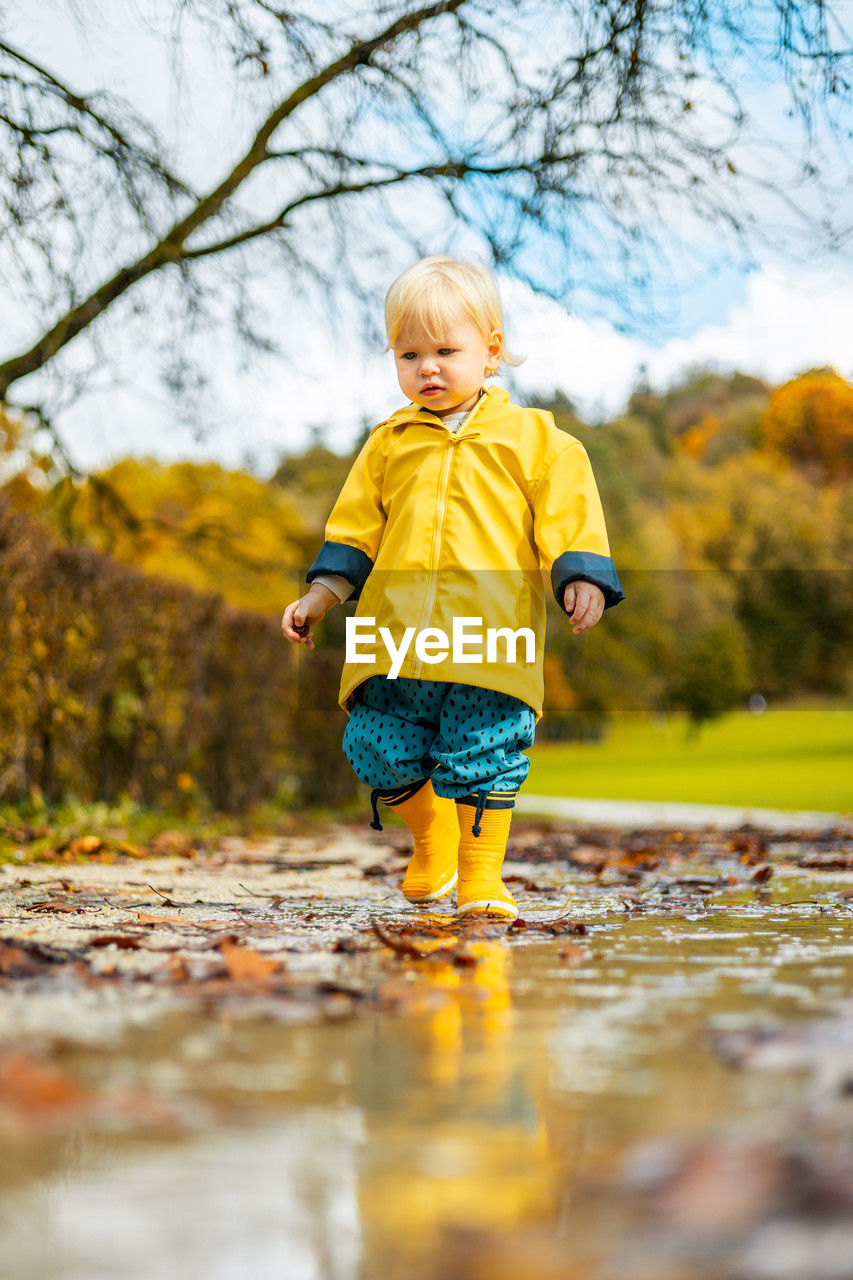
left=401, top=351, right=417, bottom=360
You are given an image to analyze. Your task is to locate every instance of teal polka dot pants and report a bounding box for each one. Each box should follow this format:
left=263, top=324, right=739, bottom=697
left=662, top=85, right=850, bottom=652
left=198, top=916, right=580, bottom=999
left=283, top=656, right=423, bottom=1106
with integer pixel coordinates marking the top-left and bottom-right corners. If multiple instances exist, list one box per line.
left=342, top=676, right=536, bottom=799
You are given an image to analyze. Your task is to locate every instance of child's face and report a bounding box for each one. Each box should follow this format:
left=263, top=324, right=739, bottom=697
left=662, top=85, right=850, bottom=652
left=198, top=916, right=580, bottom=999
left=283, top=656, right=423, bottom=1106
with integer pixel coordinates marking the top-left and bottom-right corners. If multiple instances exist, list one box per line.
left=393, top=310, right=502, bottom=417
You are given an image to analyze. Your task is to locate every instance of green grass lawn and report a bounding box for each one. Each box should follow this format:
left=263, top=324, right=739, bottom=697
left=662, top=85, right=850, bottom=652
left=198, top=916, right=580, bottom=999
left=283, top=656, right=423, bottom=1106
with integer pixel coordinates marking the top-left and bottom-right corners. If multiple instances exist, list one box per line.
left=526, top=704, right=853, bottom=812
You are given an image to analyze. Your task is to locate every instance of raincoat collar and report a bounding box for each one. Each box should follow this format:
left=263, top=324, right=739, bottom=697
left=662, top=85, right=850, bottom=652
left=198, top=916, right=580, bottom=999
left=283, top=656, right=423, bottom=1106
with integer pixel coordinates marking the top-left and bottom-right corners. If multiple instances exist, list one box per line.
left=381, top=385, right=510, bottom=432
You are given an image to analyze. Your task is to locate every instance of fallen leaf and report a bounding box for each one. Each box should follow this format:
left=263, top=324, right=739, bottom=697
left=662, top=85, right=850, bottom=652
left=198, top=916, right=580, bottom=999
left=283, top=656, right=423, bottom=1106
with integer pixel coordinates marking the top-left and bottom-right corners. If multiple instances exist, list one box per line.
left=134, top=911, right=222, bottom=928
left=508, top=917, right=587, bottom=936
left=87, top=934, right=143, bottom=950
left=26, top=897, right=86, bottom=913
left=730, top=832, right=769, bottom=862
left=66, top=836, right=104, bottom=857
left=116, top=840, right=148, bottom=859
left=503, top=874, right=556, bottom=892
left=151, top=830, right=195, bottom=858
left=218, top=936, right=281, bottom=981
left=0, top=936, right=82, bottom=970
left=574, top=853, right=608, bottom=876
left=798, top=854, right=853, bottom=871
left=0, top=941, right=48, bottom=977
left=0, top=1052, right=90, bottom=1119
left=371, top=919, right=435, bottom=958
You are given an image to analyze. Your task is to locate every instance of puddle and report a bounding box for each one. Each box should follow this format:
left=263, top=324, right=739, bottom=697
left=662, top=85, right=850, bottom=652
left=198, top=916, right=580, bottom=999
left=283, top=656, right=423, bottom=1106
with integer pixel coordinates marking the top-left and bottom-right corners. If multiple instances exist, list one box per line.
left=1, top=867, right=852, bottom=1279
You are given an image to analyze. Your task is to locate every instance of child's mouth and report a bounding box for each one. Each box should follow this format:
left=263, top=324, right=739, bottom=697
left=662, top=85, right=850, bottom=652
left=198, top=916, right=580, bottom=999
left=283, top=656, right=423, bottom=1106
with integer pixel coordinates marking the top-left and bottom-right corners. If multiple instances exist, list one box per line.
left=421, top=385, right=443, bottom=394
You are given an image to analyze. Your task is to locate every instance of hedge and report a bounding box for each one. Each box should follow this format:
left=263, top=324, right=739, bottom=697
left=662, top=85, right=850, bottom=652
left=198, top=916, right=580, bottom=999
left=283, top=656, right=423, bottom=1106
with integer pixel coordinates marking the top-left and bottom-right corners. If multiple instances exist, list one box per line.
left=0, top=497, right=351, bottom=810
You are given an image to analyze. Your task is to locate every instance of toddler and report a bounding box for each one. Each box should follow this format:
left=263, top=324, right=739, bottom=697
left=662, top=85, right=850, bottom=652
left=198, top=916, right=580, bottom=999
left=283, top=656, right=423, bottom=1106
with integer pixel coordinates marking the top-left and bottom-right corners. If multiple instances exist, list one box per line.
left=282, top=255, right=624, bottom=920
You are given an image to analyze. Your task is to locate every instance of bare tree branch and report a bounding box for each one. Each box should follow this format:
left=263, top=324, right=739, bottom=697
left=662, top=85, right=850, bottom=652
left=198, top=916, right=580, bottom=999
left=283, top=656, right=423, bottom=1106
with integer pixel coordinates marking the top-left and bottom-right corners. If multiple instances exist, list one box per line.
left=0, top=0, right=469, bottom=398
left=0, top=0, right=849, bottom=473
left=0, top=38, right=195, bottom=199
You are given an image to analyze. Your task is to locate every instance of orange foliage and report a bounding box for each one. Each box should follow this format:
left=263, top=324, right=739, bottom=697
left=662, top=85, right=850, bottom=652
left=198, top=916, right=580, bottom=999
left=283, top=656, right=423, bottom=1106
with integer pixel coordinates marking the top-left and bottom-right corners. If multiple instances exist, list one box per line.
left=43, top=459, right=307, bottom=617
left=679, top=413, right=720, bottom=461
left=762, top=369, right=853, bottom=479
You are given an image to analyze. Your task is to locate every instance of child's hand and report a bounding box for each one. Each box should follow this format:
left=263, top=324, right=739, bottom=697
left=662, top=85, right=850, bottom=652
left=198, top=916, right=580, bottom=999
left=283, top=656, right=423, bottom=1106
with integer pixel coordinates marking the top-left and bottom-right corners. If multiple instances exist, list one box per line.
left=563, top=581, right=605, bottom=634
left=281, top=583, right=338, bottom=649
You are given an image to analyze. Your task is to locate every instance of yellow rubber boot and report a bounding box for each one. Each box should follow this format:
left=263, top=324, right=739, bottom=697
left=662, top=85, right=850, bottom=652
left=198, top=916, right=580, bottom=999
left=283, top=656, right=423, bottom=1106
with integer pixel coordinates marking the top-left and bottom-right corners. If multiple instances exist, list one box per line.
left=456, top=805, right=518, bottom=920
left=383, top=781, right=459, bottom=903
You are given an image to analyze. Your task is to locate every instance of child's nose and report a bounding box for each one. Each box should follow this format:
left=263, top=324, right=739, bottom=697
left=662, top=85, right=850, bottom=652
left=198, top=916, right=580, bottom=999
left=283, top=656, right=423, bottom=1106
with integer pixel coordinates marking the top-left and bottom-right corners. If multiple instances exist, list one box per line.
left=419, top=354, right=439, bottom=374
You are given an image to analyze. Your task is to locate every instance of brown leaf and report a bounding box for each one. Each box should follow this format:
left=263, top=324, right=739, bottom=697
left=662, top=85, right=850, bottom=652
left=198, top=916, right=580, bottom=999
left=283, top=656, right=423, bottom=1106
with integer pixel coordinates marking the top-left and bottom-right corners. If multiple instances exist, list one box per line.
left=730, top=832, right=769, bottom=863
left=26, top=897, right=85, bottom=913
left=370, top=919, right=442, bottom=958
left=0, top=936, right=82, bottom=968
left=751, top=865, right=774, bottom=885
left=0, top=940, right=47, bottom=977
left=135, top=911, right=204, bottom=927
left=151, top=830, right=196, bottom=858
left=503, top=874, right=555, bottom=892
left=88, top=934, right=143, bottom=950
left=218, top=936, right=281, bottom=981
left=116, top=840, right=148, bottom=859
left=551, top=918, right=588, bottom=935
left=508, top=916, right=587, bottom=936
left=799, top=854, right=853, bottom=871
left=0, top=1051, right=90, bottom=1120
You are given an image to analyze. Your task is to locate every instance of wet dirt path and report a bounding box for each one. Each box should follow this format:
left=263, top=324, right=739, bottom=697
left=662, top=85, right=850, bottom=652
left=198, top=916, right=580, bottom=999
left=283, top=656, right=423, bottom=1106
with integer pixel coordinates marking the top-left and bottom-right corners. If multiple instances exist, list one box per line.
left=1, top=818, right=851, bottom=1280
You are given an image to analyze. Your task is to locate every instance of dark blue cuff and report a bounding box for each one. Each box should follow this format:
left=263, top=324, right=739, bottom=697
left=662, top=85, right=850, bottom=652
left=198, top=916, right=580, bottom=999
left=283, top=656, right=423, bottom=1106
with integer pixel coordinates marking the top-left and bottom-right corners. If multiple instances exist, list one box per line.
left=551, top=551, right=625, bottom=611
left=306, top=541, right=374, bottom=601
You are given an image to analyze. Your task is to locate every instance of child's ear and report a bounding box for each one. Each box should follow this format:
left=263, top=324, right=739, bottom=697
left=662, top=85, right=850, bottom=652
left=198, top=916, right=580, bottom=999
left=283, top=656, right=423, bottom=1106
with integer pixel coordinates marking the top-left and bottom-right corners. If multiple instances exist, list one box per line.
left=486, top=330, right=503, bottom=375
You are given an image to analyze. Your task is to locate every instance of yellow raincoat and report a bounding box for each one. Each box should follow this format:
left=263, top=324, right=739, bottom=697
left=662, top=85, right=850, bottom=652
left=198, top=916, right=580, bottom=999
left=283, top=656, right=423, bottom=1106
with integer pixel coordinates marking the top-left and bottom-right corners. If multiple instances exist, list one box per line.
left=307, top=386, right=623, bottom=718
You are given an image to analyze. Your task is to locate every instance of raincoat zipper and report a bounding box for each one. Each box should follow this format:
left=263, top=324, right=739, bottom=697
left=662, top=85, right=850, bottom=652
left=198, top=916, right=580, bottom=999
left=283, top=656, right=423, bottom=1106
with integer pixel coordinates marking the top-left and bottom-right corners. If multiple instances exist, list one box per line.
left=410, top=393, right=488, bottom=678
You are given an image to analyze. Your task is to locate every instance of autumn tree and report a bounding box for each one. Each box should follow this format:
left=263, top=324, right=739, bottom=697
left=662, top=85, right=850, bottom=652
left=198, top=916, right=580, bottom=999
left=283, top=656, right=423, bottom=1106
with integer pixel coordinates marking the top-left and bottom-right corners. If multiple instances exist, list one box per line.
left=39, top=458, right=308, bottom=616
left=761, top=368, right=853, bottom=480
left=0, top=1, right=850, bottom=474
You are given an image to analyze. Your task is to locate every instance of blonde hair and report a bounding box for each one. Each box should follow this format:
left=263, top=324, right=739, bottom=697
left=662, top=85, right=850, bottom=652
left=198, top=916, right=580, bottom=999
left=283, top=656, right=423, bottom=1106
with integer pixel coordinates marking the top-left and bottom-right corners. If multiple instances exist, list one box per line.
left=385, top=255, right=524, bottom=371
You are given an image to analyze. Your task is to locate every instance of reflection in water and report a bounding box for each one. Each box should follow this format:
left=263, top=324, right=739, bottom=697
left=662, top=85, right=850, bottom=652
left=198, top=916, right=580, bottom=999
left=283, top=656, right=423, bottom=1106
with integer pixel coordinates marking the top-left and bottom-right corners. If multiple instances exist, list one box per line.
left=357, top=939, right=560, bottom=1277
left=1, top=874, right=852, bottom=1280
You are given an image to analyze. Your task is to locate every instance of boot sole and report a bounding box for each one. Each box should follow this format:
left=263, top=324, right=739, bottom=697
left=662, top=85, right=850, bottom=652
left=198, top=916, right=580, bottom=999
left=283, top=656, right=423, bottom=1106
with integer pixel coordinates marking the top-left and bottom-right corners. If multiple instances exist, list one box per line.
left=402, top=870, right=458, bottom=903
left=456, top=898, right=518, bottom=920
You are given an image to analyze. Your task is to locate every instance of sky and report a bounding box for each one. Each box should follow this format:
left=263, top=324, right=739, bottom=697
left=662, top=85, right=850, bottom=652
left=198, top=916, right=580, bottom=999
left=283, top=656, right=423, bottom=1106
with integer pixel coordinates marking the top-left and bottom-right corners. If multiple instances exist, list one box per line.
left=2, top=1, right=852, bottom=474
